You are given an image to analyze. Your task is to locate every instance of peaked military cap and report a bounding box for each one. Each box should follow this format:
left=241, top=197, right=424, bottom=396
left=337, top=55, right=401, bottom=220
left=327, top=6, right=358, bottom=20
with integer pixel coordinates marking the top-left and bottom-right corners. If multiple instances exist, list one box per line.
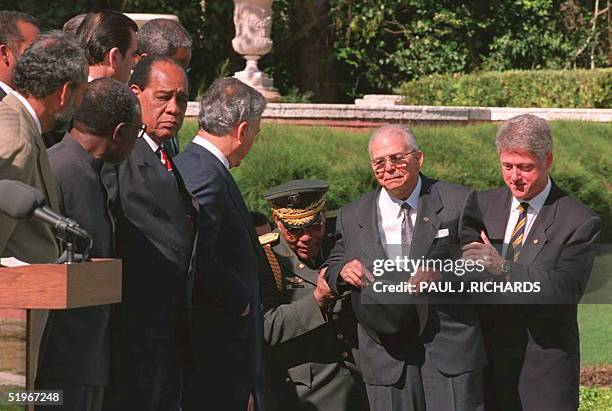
left=263, top=179, right=328, bottom=229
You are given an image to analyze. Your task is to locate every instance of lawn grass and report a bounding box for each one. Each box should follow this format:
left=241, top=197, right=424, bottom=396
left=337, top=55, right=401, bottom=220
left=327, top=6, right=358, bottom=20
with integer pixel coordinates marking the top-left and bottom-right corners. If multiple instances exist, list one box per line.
left=579, top=386, right=612, bottom=410
left=579, top=304, right=612, bottom=366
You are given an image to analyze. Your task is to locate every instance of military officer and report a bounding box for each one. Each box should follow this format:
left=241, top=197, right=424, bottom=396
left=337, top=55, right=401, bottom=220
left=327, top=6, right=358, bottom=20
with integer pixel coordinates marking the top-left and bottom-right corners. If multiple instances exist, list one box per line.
left=260, top=179, right=369, bottom=411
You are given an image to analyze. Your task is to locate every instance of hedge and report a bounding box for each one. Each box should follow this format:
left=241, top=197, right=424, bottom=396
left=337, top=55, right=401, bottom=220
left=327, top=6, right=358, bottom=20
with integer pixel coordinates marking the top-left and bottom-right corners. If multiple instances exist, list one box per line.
left=396, top=69, right=612, bottom=108
left=179, top=121, right=611, bottom=240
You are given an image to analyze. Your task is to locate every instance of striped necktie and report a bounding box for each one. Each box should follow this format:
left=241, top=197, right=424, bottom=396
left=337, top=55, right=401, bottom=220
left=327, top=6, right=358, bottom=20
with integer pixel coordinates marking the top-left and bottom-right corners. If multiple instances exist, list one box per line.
left=507, top=202, right=529, bottom=262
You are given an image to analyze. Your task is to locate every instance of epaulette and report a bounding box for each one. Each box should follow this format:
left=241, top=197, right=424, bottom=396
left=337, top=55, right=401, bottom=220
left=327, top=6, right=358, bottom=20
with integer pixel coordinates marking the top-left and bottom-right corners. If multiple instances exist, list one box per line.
left=259, top=232, right=280, bottom=246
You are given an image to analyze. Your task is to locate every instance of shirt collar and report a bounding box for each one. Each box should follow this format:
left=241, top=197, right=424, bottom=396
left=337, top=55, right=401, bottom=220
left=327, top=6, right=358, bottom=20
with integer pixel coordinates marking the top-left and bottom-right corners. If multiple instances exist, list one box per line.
left=12, top=92, right=42, bottom=135
left=380, top=176, right=422, bottom=218
left=0, top=80, right=13, bottom=96
left=142, top=133, right=160, bottom=153
left=510, top=177, right=552, bottom=213
left=193, top=135, right=230, bottom=170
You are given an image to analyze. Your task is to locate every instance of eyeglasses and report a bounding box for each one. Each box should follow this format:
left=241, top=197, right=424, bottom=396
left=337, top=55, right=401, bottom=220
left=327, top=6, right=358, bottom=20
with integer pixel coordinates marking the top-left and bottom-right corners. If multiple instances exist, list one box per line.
left=371, top=151, right=417, bottom=170
left=123, top=122, right=147, bottom=138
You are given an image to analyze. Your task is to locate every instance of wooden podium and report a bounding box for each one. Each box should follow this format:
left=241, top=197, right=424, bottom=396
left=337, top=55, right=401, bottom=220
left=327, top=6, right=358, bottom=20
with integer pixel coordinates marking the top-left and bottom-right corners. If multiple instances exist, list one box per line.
left=0, top=259, right=121, bottom=398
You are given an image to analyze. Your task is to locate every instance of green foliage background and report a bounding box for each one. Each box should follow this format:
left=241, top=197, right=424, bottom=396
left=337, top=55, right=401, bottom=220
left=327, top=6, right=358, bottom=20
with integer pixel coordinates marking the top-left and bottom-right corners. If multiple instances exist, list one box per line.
left=5, top=0, right=610, bottom=101
left=398, top=68, right=612, bottom=108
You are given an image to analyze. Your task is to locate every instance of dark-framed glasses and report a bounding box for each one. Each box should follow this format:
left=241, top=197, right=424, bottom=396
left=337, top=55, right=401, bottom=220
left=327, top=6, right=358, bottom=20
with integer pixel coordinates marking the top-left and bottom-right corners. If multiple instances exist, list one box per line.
left=371, top=151, right=417, bottom=170
left=284, top=214, right=325, bottom=238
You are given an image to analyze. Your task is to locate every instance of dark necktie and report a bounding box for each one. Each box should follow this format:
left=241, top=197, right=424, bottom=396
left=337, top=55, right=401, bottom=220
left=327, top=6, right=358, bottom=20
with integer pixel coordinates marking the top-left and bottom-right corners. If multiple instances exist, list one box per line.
left=401, top=202, right=413, bottom=257
left=507, top=202, right=529, bottom=262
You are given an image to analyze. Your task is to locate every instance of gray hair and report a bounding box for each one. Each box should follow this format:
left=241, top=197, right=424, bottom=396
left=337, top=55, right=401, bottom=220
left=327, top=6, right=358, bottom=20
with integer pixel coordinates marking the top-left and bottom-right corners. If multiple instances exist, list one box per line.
left=198, top=78, right=267, bottom=136
left=13, top=31, right=87, bottom=98
left=368, top=124, right=419, bottom=157
left=496, top=114, right=552, bottom=161
left=0, top=11, right=39, bottom=51
left=137, top=19, right=192, bottom=58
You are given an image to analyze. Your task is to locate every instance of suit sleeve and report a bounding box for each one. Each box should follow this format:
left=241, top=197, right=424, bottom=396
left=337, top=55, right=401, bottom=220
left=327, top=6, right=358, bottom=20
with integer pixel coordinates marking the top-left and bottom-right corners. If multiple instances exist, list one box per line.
left=323, top=208, right=349, bottom=295
left=0, top=134, right=34, bottom=257
left=190, top=171, right=252, bottom=317
left=506, top=215, right=601, bottom=303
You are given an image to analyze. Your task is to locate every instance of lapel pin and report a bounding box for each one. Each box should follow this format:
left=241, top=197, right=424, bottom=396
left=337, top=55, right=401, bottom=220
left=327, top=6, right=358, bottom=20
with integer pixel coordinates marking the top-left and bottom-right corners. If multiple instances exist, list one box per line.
left=533, top=239, right=539, bottom=244
left=423, top=217, right=429, bottom=223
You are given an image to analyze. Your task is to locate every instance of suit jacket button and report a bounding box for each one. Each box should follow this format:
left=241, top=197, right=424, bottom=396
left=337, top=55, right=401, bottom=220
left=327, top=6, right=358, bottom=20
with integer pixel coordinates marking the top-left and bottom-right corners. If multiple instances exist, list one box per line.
left=332, top=314, right=340, bottom=321
left=285, top=377, right=291, bottom=383
left=341, top=351, right=349, bottom=359
left=337, top=333, right=344, bottom=340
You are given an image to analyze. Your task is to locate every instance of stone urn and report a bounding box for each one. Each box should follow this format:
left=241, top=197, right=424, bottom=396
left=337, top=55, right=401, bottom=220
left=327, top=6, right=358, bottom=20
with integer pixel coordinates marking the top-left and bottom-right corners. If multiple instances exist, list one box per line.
left=232, top=0, right=280, bottom=101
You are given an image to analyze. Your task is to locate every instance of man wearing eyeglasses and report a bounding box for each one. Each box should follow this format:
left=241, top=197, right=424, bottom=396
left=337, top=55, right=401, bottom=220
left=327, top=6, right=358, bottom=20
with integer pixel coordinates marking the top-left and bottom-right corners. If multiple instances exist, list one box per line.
left=37, top=78, right=142, bottom=411
left=324, top=124, right=486, bottom=411
left=259, top=179, right=368, bottom=411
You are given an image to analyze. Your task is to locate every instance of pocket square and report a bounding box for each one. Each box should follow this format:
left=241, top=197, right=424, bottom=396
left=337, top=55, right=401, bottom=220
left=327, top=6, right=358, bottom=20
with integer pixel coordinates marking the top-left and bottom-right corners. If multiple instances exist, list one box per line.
left=435, top=228, right=449, bottom=238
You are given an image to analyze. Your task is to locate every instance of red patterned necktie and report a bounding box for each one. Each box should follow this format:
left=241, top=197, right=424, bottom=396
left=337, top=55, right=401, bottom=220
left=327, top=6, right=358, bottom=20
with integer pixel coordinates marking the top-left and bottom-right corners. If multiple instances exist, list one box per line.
left=157, top=146, right=173, bottom=172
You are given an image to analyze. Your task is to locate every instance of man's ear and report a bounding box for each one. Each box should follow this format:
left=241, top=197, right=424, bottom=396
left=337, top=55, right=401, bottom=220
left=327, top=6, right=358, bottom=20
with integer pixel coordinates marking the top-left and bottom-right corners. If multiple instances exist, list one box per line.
left=0, top=44, right=11, bottom=66
left=112, top=123, right=124, bottom=143
left=108, top=47, right=122, bottom=69
left=235, top=120, right=249, bottom=144
left=545, top=151, right=553, bottom=170
left=130, top=84, right=142, bottom=96
left=58, top=82, right=73, bottom=107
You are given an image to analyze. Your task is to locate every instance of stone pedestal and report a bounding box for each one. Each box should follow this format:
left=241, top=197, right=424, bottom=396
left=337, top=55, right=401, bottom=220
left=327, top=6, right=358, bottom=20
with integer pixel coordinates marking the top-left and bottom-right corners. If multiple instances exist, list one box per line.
left=232, top=0, right=280, bottom=101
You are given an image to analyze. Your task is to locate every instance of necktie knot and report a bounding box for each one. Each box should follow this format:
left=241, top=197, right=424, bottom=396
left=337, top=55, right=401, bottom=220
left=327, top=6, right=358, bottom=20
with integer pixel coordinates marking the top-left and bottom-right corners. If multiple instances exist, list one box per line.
left=156, top=146, right=173, bottom=172
left=518, top=202, right=529, bottom=213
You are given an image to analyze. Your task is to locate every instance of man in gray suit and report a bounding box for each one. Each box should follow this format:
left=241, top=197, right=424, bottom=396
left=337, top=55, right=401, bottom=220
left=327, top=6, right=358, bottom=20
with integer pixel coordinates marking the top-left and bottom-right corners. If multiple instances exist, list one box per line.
left=0, top=30, right=88, bottom=384
left=325, top=124, right=486, bottom=411
left=461, top=114, right=601, bottom=410
left=0, top=11, right=39, bottom=99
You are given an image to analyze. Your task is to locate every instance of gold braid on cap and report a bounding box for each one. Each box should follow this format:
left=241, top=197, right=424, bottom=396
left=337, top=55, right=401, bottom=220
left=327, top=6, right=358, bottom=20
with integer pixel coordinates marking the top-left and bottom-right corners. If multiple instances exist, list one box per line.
left=272, top=197, right=326, bottom=227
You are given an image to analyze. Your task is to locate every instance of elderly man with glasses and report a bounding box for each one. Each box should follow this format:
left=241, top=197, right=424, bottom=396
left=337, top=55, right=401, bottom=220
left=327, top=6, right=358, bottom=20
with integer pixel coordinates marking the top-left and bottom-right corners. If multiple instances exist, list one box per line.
left=259, top=179, right=369, bottom=411
left=324, top=124, right=487, bottom=411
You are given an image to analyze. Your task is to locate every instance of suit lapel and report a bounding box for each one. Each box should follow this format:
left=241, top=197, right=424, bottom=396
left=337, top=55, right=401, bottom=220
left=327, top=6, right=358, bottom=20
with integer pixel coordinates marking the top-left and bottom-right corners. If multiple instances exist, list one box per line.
left=486, top=188, right=513, bottom=243
left=410, top=176, right=442, bottom=259
left=518, top=182, right=562, bottom=265
left=358, top=189, right=387, bottom=264
left=6, top=94, right=59, bottom=211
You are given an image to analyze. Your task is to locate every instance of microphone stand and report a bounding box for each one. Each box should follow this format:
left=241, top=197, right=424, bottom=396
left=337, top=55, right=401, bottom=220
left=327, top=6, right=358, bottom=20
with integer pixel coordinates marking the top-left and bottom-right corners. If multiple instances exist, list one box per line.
left=55, top=219, right=93, bottom=264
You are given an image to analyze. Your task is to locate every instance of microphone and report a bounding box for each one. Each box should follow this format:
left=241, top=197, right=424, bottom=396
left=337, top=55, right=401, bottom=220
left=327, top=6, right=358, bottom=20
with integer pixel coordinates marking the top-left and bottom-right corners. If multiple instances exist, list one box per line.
left=0, top=179, right=91, bottom=241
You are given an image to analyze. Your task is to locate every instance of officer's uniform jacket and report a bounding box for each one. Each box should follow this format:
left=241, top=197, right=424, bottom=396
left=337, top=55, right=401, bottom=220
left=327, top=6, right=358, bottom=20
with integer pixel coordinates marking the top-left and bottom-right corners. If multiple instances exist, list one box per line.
left=260, top=228, right=368, bottom=411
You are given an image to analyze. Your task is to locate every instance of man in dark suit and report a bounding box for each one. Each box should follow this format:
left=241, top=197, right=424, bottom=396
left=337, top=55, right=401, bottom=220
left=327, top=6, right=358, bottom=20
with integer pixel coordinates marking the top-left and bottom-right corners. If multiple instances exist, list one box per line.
left=260, top=179, right=369, bottom=411
left=0, top=30, right=88, bottom=383
left=173, top=77, right=267, bottom=411
left=324, top=124, right=486, bottom=411
left=461, top=114, right=601, bottom=410
left=101, top=56, right=195, bottom=411
left=36, top=78, right=143, bottom=411
left=0, top=11, right=39, bottom=100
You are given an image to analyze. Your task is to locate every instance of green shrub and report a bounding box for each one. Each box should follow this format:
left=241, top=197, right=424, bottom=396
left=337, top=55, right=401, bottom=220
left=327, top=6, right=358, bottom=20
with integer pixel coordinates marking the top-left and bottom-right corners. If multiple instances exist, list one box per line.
left=179, top=121, right=611, bottom=240
left=397, top=69, right=612, bottom=108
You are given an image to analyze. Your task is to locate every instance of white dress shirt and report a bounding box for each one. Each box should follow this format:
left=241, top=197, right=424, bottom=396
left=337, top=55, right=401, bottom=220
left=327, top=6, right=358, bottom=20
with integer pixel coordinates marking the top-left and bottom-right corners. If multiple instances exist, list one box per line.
left=192, top=135, right=230, bottom=170
left=377, top=176, right=422, bottom=259
left=12, top=91, right=42, bottom=135
left=502, top=177, right=552, bottom=258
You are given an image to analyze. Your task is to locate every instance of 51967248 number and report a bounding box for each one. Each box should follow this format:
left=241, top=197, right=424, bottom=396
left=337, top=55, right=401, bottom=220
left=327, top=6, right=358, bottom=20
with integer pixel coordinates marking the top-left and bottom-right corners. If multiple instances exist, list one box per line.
left=1, top=390, right=63, bottom=405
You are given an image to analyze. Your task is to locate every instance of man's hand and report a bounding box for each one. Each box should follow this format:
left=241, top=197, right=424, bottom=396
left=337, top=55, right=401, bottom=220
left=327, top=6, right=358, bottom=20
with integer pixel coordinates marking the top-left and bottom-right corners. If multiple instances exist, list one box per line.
left=339, top=259, right=374, bottom=289
left=313, top=267, right=335, bottom=307
left=461, top=231, right=504, bottom=275
left=408, top=269, right=442, bottom=295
